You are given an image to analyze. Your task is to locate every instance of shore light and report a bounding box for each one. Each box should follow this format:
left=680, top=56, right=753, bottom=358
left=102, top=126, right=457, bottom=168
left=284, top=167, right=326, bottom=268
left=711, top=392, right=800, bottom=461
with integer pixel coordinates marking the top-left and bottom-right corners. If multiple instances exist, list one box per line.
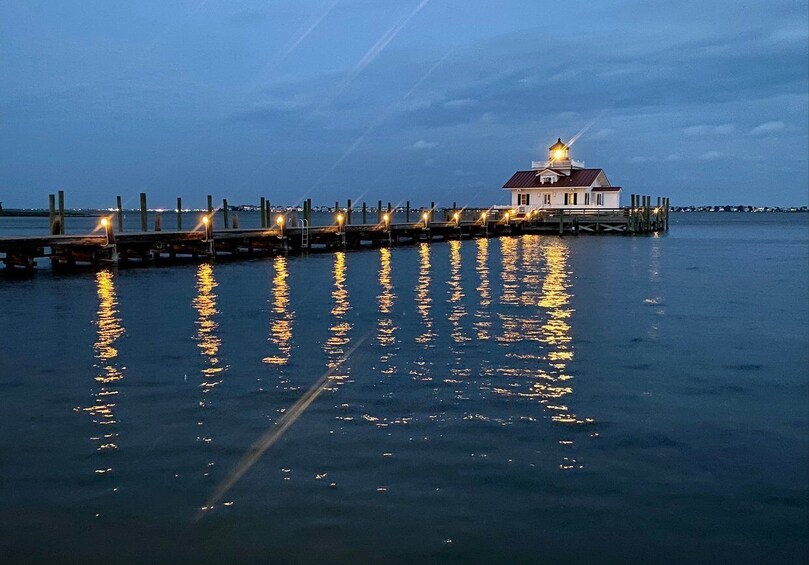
left=100, top=217, right=108, bottom=228
left=383, top=213, right=390, bottom=227
left=202, top=216, right=209, bottom=225
left=481, top=211, right=487, bottom=220
left=276, top=215, right=284, bottom=226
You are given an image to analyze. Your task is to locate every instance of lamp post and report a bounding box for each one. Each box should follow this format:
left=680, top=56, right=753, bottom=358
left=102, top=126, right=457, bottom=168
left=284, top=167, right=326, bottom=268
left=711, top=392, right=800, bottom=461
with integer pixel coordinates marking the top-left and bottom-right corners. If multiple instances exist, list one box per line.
left=481, top=211, right=488, bottom=236
left=202, top=215, right=211, bottom=242
left=337, top=213, right=345, bottom=247
left=383, top=213, right=391, bottom=246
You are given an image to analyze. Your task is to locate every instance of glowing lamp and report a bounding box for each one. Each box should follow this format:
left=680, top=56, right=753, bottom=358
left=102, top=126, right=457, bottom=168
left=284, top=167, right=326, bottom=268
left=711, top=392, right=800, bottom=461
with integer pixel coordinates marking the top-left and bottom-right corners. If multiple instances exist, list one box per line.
left=276, top=215, right=284, bottom=226
left=100, top=218, right=108, bottom=228
left=453, top=212, right=460, bottom=221
left=422, top=212, right=429, bottom=221
left=383, top=213, right=389, bottom=223
left=202, top=216, right=209, bottom=225
left=337, top=213, right=344, bottom=224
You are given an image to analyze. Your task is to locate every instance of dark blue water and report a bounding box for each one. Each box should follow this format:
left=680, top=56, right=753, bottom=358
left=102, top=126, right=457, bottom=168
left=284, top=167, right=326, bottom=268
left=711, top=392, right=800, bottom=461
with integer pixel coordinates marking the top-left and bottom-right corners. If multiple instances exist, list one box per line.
left=0, top=214, right=807, bottom=563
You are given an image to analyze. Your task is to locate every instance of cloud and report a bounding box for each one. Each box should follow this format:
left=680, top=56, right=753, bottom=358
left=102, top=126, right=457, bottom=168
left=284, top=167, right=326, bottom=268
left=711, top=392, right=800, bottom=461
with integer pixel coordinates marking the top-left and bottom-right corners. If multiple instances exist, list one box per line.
left=683, top=124, right=735, bottom=136
left=444, top=98, right=477, bottom=108
left=589, top=128, right=614, bottom=140
left=411, top=140, right=438, bottom=149
left=749, top=120, right=785, bottom=135
left=698, top=151, right=723, bottom=161
left=664, top=153, right=682, bottom=162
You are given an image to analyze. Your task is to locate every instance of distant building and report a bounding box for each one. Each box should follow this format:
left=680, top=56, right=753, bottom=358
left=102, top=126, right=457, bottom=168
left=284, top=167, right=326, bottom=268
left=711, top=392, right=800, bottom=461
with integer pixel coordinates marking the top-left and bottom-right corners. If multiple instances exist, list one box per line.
left=502, top=138, right=622, bottom=213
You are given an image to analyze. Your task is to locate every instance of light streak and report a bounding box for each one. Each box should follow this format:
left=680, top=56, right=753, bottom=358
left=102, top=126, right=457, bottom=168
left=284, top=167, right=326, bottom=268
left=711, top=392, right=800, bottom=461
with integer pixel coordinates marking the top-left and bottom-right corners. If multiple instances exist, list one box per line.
left=196, top=332, right=370, bottom=520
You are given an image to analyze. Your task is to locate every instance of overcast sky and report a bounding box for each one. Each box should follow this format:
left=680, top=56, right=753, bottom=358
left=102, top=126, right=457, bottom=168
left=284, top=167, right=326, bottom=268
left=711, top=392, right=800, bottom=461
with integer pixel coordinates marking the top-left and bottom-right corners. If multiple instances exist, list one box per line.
left=1, top=0, right=807, bottom=208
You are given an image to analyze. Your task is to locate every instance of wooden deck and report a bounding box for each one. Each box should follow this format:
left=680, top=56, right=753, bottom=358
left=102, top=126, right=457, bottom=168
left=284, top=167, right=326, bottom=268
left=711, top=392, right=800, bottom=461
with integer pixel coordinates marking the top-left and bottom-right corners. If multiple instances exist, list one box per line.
left=0, top=201, right=669, bottom=272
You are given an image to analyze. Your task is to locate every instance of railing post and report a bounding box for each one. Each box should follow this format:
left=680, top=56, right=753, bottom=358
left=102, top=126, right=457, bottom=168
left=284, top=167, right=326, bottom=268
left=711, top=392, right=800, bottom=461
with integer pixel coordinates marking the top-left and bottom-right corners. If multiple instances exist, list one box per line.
left=177, top=197, right=183, bottom=230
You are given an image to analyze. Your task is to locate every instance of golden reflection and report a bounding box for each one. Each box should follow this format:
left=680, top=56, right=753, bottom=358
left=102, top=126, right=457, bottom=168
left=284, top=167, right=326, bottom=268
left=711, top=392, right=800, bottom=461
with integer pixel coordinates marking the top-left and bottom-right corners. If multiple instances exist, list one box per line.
left=377, top=247, right=397, bottom=355
left=496, top=236, right=521, bottom=344
left=493, top=237, right=594, bottom=434
left=193, top=263, right=226, bottom=398
left=415, top=243, right=435, bottom=345
left=474, top=237, right=491, bottom=341
left=84, top=269, right=125, bottom=453
left=263, top=256, right=293, bottom=367
left=325, top=252, right=352, bottom=387
left=448, top=240, right=470, bottom=344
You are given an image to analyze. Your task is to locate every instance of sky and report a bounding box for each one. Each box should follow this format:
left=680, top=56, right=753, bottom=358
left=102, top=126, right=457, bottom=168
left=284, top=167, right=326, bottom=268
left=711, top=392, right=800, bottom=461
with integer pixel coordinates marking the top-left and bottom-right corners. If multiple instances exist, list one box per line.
left=1, top=0, right=807, bottom=209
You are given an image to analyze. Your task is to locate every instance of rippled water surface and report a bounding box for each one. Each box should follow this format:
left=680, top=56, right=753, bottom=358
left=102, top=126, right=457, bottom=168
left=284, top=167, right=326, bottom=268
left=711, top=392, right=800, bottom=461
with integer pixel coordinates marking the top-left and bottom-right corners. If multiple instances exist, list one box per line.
left=0, top=214, right=807, bottom=563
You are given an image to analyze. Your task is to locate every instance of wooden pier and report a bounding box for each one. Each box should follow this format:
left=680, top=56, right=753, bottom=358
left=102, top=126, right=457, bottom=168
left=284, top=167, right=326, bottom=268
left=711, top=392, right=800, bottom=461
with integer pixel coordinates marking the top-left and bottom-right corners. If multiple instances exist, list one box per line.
left=0, top=193, right=668, bottom=272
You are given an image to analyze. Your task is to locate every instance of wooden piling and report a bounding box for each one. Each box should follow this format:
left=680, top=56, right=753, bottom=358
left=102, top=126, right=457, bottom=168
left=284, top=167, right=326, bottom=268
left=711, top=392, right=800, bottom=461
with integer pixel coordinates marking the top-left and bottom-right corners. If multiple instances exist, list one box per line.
left=176, top=197, right=182, bottom=230
left=207, top=195, right=214, bottom=229
left=117, top=196, right=124, bottom=232
left=266, top=200, right=272, bottom=228
left=48, top=194, right=56, bottom=234
left=430, top=202, right=435, bottom=223
left=347, top=199, right=352, bottom=225
left=377, top=200, right=383, bottom=223
left=260, top=197, right=266, bottom=228
left=223, top=199, right=229, bottom=229
left=155, top=212, right=162, bottom=231
left=406, top=201, right=410, bottom=223
left=57, top=190, right=65, bottom=234
left=232, top=213, right=239, bottom=229
left=362, top=202, right=367, bottom=224
left=140, top=192, right=147, bottom=232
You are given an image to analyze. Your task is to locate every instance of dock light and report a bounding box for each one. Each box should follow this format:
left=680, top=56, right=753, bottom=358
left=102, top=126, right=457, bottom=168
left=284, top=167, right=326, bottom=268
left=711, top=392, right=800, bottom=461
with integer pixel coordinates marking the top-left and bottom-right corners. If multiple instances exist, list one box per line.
left=202, top=216, right=209, bottom=225
left=654, top=207, right=659, bottom=214
left=422, top=211, right=429, bottom=226
left=383, top=213, right=390, bottom=227
left=337, top=213, right=344, bottom=224
left=100, top=217, right=108, bottom=228
left=481, top=211, right=487, bottom=221
left=276, top=215, right=284, bottom=225
left=453, top=211, right=460, bottom=221
left=201, top=215, right=211, bottom=242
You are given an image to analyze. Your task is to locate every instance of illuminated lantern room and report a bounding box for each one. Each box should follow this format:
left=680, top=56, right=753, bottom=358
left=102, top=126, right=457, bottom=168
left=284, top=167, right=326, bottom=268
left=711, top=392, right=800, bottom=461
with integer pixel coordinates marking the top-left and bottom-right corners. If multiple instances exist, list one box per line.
left=549, top=138, right=569, bottom=162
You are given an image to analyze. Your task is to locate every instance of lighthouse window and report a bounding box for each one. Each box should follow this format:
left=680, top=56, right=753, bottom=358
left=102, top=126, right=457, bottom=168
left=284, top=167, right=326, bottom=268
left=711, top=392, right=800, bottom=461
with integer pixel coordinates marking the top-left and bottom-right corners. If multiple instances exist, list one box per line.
left=564, top=193, right=577, bottom=205
left=543, top=194, right=551, bottom=205
left=518, top=194, right=530, bottom=205
left=584, top=193, right=590, bottom=205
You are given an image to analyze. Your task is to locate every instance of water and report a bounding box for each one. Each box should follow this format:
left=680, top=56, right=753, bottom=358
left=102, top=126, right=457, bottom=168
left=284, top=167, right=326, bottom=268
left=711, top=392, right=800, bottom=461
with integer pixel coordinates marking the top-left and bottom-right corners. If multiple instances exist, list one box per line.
left=0, top=214, right=807, bottom=563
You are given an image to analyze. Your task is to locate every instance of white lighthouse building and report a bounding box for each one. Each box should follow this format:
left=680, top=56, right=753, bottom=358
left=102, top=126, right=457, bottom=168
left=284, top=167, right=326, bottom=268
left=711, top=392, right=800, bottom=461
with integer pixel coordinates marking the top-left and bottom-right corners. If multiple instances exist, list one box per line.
left=503, top=138, right=622, bottom=214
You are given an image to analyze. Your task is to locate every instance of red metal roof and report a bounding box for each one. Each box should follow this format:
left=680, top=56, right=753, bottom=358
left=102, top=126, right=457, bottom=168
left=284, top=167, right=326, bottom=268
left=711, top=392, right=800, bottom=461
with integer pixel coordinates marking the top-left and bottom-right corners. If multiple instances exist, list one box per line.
left=591, top=186, right=621, bottom=192
left=502, top=168, right=604, bottom=189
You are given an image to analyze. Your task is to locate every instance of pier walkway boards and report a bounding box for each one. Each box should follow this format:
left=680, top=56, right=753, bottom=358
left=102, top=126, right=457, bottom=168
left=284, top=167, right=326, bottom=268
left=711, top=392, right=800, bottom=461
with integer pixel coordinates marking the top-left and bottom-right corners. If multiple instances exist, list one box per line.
left=0, top=194, right=669, bottom=273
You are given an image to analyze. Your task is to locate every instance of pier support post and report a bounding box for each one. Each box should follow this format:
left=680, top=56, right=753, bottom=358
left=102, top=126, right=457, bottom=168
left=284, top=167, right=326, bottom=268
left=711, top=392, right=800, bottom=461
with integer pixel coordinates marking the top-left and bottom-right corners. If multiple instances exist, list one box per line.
left=48, top=194, right=56, bottom=234
left=377, top=200, right=382, bottom=223
left=177, top=197, right=182, bottom=230
left=154, top=212, right=162, bottom=231
left=207, top=195, right=214, bottom=229
left=57, top=190, right=65, bottom=234
left=266, top=200, right=272, bottom=229
left=406, top=201, right=410, bottom=223
left=232, top=213, right=239, bottom=229
left=140, top=192, right=148, bottom=232
left=117, top=196, right=124, bottom=232
left=260, top=197, right=266, bottom=228
left=362, top=202, right=367, bottom=224
left=223, top=199, right=229, bottom=229
left=347, top=199, right=352, bottom=225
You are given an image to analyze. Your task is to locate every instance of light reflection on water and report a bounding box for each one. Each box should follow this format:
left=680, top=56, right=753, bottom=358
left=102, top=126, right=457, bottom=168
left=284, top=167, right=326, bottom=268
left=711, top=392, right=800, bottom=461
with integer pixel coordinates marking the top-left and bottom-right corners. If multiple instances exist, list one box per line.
left=263, top=256, right=293, bottom=371
left=84, top=269, right=125, bottom=488
left=493, top=237, right=593, bottom=448
left=193, top=263, right=226, bottom=451
left=376, top=248, right=397, bottom=371
left=325, top=252, right=352, bottom=388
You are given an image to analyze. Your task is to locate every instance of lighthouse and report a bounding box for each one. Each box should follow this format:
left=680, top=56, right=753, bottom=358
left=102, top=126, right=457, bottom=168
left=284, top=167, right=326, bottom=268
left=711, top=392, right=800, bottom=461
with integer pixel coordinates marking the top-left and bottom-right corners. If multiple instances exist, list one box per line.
left=502, top=137, right=623, bottom=213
